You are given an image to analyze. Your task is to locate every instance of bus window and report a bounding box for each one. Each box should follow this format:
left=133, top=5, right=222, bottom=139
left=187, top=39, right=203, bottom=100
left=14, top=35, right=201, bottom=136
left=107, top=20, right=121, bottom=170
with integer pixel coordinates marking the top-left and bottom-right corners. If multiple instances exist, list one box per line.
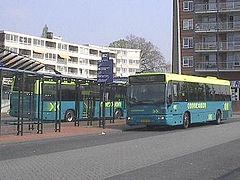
left=13, top=77, right=35, bottom=92
left=43, top=84, right=56, bottom=101
left=197, top=83, right=206, bottom=101
left=224, top=86, right=231, bottom=101
left=188, top=82, right=202, bottom=102
left=167, top=82, right=172, bottom=105
left=61, top=84, right=75, bottom=101
left=172, top=83, right=179, bottom=102
left=173, top=82, right=188, bottom=102
left=205, top=84, right=210, bottom=101
left=179, top=82, right=188, bottom=102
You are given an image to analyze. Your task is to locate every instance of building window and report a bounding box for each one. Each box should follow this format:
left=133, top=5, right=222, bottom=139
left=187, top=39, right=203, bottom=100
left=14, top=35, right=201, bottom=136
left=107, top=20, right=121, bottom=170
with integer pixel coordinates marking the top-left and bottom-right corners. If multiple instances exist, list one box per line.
left=79, top=58, right=88, bottom=64
left=183, top=1, right=193, bottom=12
left=84, top=69, right=88, bottom=75
left=183, top=19, right=193, bottom=30
left=33, top=39, right=44, bottom=47
left=45, top=65, right=55, bottom=72
left=57, top=66, right=67, bottom=73
left=5, top=46, right=18, bottom=53
left=79, top=68, right=83, bottom=74
left=89, top=59, right=97, bottom=66
left=122, top=59, right=127, bottom=64
left=122, top=68, right=127, bottom=73
left=19, top=49, right=31, bottom=56
left=5, top=34, right=18, bottom=42
left=89, top=70, right=97, bottom=76
left=182, top=56, right=193, bottom=67
left=129, top=68, right=136, bottom=73
left=69, top=45, right=78, bottom=53
left=46, top=41, right=56, bottom=49
left=45, top=53, right=56, bottom=60
left=68, top=67, right=78, bottom=75
left=58, top=43, right=68, bottom=51
left=79, top=47, right=88, bottom=55
left=122, top=51, right=128, bottom=56
left=89, top=49, right=98, bottom=56
left=19, top=36, right=32, bottom=45
left=69, top=56, right=78, bottom=64
left=183, top=37, right=193, bottom=49
left=109, top=53, right=116, bottom=59
left=33, top=51, right=44, bottom=59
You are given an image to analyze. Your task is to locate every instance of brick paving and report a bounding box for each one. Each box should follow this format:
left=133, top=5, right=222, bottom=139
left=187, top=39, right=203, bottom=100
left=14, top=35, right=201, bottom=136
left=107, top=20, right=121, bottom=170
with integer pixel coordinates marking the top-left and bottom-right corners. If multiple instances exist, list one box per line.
left=0, top=119, right=125, bottom=144
left=0, top=113, right=239, bottom=145
left=1, top=121, right=240, bottom=179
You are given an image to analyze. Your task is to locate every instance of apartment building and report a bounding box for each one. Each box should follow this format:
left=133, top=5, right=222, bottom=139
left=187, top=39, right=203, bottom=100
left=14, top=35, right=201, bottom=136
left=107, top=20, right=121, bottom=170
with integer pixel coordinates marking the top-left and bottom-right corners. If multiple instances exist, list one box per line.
left=0, top=30, right=141, bottom=79
left=172, top=0, right=240, bottom=111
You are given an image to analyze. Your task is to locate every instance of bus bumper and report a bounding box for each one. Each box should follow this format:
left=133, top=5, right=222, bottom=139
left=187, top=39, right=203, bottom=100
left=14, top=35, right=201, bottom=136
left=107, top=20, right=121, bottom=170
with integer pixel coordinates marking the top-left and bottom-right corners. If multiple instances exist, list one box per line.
left=126, top=114, right=177, bottom=126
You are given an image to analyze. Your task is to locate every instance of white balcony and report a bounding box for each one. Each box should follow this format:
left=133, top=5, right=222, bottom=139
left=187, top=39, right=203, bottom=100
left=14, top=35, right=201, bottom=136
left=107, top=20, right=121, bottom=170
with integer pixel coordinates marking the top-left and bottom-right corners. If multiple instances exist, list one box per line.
left=195, top=3, right=217, bottom=13
left=57, top=58, right=67, bottom=65
left=195, top=61, right=240, bottom=71
left=195, top=42, right=240, bottom=52
left=195, top=2, right=240, bottom=13
left=219, top=1, right=240, bottom=12
left=195, top=21, right=240, bottom=32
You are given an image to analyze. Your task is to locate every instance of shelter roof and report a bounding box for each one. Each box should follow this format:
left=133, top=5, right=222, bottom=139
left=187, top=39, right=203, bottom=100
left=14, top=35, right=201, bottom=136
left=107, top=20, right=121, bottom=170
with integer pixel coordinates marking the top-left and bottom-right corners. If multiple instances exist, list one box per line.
left=0, top=48, right=44, bottom=72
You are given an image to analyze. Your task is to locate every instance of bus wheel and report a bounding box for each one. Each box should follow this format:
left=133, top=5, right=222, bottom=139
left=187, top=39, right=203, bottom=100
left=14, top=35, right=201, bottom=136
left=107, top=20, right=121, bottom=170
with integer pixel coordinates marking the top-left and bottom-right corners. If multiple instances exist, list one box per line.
left=215, top=110, right=221, bottom=125
left=65, top=110, right=75, bottom=122
left=114, top=109, right=122, bottom=119
left=183, top=112, right=190, bottom=129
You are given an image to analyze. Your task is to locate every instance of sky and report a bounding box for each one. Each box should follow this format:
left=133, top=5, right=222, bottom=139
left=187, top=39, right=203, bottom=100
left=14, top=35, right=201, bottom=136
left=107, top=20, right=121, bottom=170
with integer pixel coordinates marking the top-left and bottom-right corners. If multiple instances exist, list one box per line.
left=0, top=0, right=173, bottom=63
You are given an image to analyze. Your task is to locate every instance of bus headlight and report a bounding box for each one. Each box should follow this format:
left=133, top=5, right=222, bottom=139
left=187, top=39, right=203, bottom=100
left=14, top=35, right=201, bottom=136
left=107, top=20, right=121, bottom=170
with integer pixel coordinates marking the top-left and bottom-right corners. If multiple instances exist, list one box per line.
left=158, top=116, right=165, bottom=120
left=127, top=117, right=131, bottom=121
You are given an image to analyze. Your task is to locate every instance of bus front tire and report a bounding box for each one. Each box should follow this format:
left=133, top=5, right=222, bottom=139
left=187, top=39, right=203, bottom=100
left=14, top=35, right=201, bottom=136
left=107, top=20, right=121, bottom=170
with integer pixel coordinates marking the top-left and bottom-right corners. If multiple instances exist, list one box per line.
left=114, top=109, right=123, bottom=119
left=215, top=110, right=221, bottom=125
left=64, top=110, right=75, bottom=122
left=183, top=112, right=190, bottom=129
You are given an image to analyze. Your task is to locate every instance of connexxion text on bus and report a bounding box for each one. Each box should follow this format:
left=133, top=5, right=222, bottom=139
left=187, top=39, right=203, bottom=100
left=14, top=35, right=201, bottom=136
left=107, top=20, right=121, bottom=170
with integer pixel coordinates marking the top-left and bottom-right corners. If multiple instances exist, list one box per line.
left=126, top=73, right=232, bottom=128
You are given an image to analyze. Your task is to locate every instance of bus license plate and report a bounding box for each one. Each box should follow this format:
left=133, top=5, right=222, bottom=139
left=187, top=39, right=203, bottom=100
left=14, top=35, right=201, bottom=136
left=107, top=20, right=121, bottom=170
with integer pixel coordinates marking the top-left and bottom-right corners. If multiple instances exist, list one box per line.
left=141, top=119, right=150, bottom=124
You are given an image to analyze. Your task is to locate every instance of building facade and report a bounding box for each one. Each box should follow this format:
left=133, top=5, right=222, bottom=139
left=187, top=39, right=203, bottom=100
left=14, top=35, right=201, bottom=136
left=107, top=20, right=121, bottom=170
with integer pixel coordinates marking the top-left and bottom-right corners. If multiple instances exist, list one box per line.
left=0, top=30, right=141, bottom=79
left=172, top=0, right=240, bottom=112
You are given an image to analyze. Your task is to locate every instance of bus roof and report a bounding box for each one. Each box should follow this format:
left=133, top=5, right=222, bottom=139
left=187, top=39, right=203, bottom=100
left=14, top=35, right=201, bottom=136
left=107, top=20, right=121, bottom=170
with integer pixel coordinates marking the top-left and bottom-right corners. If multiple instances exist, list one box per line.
left=129, top=73, right=230, bottom=86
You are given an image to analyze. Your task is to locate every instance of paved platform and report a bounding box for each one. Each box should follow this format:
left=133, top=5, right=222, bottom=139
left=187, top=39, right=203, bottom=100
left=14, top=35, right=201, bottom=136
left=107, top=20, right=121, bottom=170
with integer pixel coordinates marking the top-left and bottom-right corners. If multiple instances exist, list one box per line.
left=1, top=114, right=239, bottom=145
left=0, top=120, right=125, bottom=144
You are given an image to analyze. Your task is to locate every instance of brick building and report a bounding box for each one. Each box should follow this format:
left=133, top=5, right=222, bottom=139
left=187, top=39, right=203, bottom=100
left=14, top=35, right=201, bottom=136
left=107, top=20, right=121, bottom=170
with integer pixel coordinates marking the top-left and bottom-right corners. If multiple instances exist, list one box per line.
left=172, top=0, right=240, bottom=112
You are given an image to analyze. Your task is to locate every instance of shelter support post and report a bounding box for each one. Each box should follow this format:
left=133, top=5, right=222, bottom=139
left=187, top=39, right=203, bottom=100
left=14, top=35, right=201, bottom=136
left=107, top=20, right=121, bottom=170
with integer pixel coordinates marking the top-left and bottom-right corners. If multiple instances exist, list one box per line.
left=55, top=78, right=61, bottom=132
left=0, top=69, right=2, bottom=136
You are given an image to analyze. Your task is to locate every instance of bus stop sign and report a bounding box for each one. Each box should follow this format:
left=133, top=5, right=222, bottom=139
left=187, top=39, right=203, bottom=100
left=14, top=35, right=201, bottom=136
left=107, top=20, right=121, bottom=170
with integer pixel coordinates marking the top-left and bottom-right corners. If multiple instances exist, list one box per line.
left=97, top=52, right=113, bottom=83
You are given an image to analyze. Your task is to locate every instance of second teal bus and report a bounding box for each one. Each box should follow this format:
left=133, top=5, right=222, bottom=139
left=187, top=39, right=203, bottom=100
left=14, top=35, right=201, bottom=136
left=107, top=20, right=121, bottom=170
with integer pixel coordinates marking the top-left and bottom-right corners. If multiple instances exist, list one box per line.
left=126, top=73, right=232, bottom=128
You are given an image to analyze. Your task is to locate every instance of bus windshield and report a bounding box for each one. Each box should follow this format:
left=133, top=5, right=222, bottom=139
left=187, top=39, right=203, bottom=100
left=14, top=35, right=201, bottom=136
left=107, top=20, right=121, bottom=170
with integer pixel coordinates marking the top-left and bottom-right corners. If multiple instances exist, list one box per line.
left=127, top=83, right=165, bottom=105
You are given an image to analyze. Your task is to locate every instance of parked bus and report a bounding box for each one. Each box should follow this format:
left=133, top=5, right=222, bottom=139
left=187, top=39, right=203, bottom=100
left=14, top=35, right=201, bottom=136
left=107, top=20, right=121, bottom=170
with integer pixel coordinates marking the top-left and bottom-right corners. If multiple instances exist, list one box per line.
left=9, top=77, right=126, bottom=121
left=126, top=73, right=232, bottom=128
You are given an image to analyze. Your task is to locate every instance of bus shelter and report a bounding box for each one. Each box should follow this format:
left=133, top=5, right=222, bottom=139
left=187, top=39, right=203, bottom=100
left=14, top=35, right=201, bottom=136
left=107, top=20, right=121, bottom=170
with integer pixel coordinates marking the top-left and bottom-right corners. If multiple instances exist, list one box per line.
left=75, top=81, right=127, bottom=128
left=0, top=49, right=127, bottom=136
left=0, top=67, right=94, bottom=136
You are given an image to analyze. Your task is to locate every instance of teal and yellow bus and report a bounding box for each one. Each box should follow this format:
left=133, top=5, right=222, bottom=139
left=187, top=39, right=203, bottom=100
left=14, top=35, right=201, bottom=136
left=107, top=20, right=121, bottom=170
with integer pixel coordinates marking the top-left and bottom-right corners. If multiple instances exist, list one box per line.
left=9, top=78, right=126, bottom=121
left=126, top=73, right=232, bottom=128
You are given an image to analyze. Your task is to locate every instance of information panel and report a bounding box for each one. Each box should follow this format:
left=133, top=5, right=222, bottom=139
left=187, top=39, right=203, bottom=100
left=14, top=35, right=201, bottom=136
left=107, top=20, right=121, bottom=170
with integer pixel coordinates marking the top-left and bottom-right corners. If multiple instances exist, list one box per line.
left=97, top=52, right=113, bottom=83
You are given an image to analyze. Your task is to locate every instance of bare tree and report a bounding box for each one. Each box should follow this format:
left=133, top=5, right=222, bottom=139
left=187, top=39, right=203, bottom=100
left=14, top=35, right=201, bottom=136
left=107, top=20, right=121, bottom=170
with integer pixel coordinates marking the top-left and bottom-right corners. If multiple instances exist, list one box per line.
left=109, top=35, right=167, bottom=73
